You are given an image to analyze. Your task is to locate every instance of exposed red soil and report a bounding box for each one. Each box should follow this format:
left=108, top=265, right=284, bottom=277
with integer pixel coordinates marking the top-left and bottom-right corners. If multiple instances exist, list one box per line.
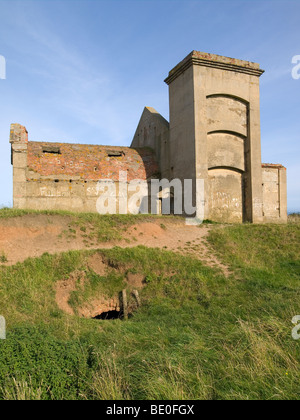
left=55, top=270, right=86, bottom=316
left=0, top=214, right=229, bottom=276
left=54, top=254, right=144, bottom=318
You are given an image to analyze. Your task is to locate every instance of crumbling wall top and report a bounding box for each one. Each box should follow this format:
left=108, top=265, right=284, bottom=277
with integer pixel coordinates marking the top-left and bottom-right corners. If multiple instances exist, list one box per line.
left=10, top=123, right=28, bottom=144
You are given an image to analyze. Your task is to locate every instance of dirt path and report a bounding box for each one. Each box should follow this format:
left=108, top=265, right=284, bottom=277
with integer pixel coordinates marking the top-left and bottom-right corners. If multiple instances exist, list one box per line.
left=0, top=215, right=229, bottom=276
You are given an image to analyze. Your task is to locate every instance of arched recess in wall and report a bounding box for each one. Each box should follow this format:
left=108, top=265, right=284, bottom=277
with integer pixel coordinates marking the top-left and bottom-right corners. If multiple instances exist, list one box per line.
left=207, top=93, right=248, bottom=104
left=207, top=131, right=246, bottom=173
left=206, top=94, right=249, bottom=137
left=206, top=94, right=249, bottom=223
left=208, top=166, right=245, bottom=224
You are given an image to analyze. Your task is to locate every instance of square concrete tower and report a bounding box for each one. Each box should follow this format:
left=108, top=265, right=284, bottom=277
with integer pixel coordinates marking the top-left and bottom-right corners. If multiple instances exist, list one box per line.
left=165, top=51, right=265, bottom=223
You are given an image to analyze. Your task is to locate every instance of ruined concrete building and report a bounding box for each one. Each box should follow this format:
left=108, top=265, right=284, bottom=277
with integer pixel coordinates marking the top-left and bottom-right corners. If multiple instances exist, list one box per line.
left=10, top=51, right=287, bottom=223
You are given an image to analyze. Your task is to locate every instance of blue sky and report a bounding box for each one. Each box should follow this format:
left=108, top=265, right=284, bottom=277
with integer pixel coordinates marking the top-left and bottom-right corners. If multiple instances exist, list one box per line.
left=0, top=0, right=299, bottom=211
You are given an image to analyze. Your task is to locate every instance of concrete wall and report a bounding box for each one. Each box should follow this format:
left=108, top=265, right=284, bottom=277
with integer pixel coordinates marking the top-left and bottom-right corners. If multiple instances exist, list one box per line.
left=131, top=107, right=170, bottom=179
left=167, top=65, right=197, bottom=185
left=10, top=123, right=28, bottom=209
left=262, top=165, right=287, bottom=223
left=206, top=94, right=248, bottom=223
left=22, top=179, right=151, bottom=214
left=206, top=95, right=247, bottom=136
left=209, top=168, right=244, bottom=223
left=165, top=51, right=270, bottom=223
left=207, top=132, right=245, bottom=172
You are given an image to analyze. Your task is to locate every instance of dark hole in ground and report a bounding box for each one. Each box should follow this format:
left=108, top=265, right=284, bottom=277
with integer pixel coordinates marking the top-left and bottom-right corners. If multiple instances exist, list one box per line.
left=93, top=310, right=123, bottom=320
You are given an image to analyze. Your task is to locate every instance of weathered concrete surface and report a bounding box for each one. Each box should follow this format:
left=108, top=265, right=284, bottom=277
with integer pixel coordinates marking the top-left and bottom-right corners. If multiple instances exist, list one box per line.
left=207, top=132, right=245, bottom=172
left=10, top=124, right=28, bottom=209
left=209, top=169, right=243, bottom=223
left=262, top=164, right=287, bottom=223
left=165, top=50, right=286, bottom=223
left=206, top=96, right=248, bottom=136
left=131, top=107, right=170, bottom=179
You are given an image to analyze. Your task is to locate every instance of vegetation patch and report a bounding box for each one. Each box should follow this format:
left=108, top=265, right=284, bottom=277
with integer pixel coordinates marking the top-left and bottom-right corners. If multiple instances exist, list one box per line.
left=0, top=252, right=7, bottom=264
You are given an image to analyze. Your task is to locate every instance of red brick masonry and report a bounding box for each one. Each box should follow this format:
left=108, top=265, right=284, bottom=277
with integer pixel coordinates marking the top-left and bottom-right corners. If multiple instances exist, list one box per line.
left=27, top=142, right=159, bottom=181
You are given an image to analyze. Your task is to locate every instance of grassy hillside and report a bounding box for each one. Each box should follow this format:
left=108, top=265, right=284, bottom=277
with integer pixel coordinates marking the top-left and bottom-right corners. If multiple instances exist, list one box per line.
left=0, top=213, right=299, bottom=400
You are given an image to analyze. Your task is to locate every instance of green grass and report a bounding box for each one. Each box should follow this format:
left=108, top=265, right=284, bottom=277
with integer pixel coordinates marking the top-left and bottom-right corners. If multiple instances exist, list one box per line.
left=0, top=215, right=299, bottom=399
left=0, top=207, right=75, bottom=219
left=0, top=252, right=7, bottom=264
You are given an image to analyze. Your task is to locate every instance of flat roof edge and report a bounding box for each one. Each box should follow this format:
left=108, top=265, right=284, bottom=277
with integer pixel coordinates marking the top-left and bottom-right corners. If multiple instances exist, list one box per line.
left=165, top=51, right=264, bottom=85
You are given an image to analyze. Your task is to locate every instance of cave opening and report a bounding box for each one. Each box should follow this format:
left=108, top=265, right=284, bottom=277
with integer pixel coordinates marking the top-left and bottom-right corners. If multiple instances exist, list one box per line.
left=93, top=310, right=123, bottom=320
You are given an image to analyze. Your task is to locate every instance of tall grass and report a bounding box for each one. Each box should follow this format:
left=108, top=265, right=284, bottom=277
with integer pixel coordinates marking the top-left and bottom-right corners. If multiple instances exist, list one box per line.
left=0, top=377, right=43, bottom=400
left=86, top=354, right=131, bottom=400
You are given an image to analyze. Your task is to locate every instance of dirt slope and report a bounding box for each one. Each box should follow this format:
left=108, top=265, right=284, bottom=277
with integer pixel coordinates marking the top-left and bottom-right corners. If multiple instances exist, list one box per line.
left=0, top=214, right=229, bottom=275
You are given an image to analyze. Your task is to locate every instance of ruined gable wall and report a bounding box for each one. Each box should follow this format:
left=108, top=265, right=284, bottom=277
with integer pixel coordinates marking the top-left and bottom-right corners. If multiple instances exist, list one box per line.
left=131, top=107, right=170, bottom=179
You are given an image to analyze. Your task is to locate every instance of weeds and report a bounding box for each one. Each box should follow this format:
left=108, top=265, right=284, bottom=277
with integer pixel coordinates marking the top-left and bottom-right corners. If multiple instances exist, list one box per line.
left=0, top=252, right=7, bottom=264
